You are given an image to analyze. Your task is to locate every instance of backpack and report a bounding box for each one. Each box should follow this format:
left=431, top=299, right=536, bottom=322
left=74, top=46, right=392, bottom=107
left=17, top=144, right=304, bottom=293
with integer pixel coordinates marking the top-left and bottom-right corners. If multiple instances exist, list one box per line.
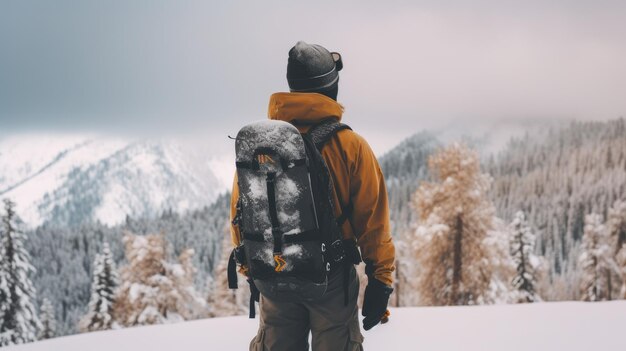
left=227, top=118, right=361, bottom=315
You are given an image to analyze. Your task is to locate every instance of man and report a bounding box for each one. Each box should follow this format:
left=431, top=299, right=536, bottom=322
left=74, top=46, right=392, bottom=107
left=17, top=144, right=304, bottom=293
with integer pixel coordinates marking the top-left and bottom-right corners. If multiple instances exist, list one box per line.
left=230, top=41, right=395, bottom=351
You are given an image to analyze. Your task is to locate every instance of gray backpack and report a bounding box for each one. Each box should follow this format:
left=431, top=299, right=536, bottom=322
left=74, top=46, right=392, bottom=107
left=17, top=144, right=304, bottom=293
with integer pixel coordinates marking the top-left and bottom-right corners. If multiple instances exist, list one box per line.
left=228, top=119, right=360, bottom=316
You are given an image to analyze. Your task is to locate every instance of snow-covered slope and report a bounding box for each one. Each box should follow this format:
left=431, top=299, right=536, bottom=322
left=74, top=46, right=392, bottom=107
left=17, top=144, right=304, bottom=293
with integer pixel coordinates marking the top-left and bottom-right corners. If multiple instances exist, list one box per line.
left=7, top=302, right=626, bottom=351
left=0, top=134, right=229, bottom=227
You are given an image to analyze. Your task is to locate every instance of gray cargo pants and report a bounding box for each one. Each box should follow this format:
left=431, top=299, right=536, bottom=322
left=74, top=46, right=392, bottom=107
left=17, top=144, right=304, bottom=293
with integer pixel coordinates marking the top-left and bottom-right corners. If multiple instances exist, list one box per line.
left=250, top=265, right=364, bottom=351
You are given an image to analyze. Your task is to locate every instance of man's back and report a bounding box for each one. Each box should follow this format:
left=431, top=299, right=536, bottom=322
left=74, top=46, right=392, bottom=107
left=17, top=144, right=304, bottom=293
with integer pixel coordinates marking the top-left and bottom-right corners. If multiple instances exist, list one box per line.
left=229, top=41, right=395, bottom=351
left=231, top=91, right=395, bottom=286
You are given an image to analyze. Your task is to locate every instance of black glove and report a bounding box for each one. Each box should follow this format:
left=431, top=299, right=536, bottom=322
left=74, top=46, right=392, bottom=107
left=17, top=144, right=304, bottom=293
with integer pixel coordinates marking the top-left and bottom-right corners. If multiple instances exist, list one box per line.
left=247, top=278, right=260, bottom=302
left=362, top=278, right=393, bottom=331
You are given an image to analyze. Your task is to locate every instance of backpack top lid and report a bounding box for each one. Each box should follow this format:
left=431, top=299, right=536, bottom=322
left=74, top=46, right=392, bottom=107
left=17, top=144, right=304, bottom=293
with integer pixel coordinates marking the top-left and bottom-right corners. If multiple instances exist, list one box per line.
left=235, top=120, right=306, bottom=165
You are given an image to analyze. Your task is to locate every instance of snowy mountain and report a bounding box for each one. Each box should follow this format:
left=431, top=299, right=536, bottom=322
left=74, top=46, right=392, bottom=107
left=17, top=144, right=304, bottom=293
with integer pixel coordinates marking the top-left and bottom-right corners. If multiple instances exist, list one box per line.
left=6, top=302, right=626, bottom=351
left=0, top=134, right=229, bottom=227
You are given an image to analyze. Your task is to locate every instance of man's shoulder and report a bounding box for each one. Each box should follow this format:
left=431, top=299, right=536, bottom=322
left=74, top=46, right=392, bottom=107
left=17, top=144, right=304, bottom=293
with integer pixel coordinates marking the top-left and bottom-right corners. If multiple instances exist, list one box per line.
left=335, top=126, right=371, bottom=150
left=331, top=126, right=378, bottom=164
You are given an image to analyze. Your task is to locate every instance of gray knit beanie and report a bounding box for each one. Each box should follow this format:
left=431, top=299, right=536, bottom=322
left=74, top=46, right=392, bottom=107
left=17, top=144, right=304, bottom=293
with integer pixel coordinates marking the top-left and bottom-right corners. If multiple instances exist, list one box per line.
left=287, top=41, right=342, bottom=93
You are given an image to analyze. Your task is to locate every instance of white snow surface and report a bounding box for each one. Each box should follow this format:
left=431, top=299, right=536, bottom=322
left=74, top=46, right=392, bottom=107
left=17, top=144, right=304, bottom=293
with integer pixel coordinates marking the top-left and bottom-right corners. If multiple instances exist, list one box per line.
left=6, top=301, right=626, bottom=351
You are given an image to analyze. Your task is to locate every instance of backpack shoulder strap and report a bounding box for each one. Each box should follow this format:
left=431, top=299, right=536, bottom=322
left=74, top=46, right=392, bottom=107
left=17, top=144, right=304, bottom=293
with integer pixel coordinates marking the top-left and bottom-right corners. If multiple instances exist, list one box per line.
left=305, top=117, right=354, bottom=228
left=306, top=118, right=352, bottom=151
left=306, top=118, right=358, bottom=308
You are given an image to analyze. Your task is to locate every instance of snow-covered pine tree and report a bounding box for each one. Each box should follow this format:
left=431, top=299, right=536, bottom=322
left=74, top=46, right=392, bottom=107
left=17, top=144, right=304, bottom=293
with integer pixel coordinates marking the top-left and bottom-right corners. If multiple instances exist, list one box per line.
left=617, top=247, right=626, bottom=299
left=509, top=211, right=541, bottom=303
left=39, top=298, right=56, bottom=340
left=24, top=194, right=228, bottom=337
left=579, top=214, right=612, bottom=301
left=412, top=143, right=495, bottom=306
left=389, top=238, right=412, bottom=307
left=607, top=200, right=626, bottom=298
left=488, top=118, right=626, bottom=300
left=483, top=218, right=518, bottom=303
left=79, top=242, right=118, bottom=332
left=0, top=199, right=42, bottom=346
left=113, top=233, right=207, bottom=326
left=172, top=246, right=209, bottom=318
left=207, top=225, right=249, bottom=317
left=0, top=219, right=7, bottom=340
left=388, top=227, right=424, bottom=307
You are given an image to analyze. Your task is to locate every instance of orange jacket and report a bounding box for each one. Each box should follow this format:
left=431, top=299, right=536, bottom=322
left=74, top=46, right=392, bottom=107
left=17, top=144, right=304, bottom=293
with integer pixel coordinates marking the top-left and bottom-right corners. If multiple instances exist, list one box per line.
left=230, top=92, right=395, bottom=285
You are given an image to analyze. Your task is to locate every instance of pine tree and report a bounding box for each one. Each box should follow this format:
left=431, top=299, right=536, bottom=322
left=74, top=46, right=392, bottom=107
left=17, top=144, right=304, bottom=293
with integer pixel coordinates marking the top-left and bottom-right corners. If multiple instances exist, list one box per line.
left=0, top=199, right=41, bottom=346
left=617, top=247, right=626, bottom=299
left=207, top=225, right=249, bottom=317
left=79, top=242, right=118, bottom=332
left=486, top=118, right=626, bottom=299
left=412, top=143, right=495, bottom=305
left=483, top=218, right=518, bottom=304
left=509, top=211, right=541, bottom=303
left=389, top=238, right=413, bottom=307
left=113, top=233, right=207, bottom=326
left=39, top=298, right=56, bottom=340
left=579, top=214, right=612, bottom=301
left=607, top=200, right=626, bottom=298
left=12, top=193, right=228, bottom=337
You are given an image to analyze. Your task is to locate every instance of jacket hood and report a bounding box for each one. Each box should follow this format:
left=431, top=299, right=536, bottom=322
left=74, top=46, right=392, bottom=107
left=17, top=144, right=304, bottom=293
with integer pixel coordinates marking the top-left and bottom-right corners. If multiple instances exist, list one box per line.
left=267, top=92, right=344, bottom=126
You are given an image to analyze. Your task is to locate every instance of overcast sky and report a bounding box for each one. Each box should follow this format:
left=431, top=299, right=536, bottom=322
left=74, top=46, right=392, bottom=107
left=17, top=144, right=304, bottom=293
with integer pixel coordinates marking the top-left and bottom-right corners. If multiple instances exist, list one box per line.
left=1, top=0, right=625, bottom=154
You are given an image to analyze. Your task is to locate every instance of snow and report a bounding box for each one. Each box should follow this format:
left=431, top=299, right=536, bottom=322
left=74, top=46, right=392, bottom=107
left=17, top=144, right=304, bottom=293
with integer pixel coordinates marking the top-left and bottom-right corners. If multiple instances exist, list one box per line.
left=5, top=301, right=626, bottom=351
left=128, top=284, right=151, bottom=304
left=284, top=227, right=302, bottom=235
left=277, top=210, right=300, bottom=228
left=207, top=155, right=235, bottom=190
left=246, top=177, right=267, bottom=201
left=252, top=247, right=276, bottom=267
left=0, top=134, right=96, bottom=188
left=282, top=244, right=304, bottom=259
left=276, top=177, right=300, bottom=200
left=0, top=134, right=225, bottom=227
left=236, top=120, right=304, bottom=161
left=0, top=134, right=126, bottom=225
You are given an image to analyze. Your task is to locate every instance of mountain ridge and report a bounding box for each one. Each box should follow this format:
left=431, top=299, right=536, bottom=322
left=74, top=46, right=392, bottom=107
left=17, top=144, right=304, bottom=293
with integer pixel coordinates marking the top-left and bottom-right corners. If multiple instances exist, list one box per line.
left=0, top=135, right=225, bottom=228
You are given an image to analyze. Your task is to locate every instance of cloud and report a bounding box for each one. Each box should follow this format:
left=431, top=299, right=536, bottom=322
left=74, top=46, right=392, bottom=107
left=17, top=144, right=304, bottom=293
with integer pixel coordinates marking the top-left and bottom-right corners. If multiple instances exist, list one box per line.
left=1, top=1, right=625, bottom=153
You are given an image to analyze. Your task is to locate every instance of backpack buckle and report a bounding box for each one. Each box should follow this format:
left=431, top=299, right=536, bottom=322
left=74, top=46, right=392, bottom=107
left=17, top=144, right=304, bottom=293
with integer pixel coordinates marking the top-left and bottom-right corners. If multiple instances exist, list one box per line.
left=233, top=245, right=247, bottom=265
left=330, top=240, right=346, bottom=263
left=342, top=239, right=362, bottom=264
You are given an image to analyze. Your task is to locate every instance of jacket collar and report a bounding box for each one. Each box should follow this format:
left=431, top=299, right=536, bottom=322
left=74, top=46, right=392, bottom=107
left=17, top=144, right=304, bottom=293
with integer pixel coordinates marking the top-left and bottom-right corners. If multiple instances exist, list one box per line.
left=267, top=92, right=344, bottom=126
